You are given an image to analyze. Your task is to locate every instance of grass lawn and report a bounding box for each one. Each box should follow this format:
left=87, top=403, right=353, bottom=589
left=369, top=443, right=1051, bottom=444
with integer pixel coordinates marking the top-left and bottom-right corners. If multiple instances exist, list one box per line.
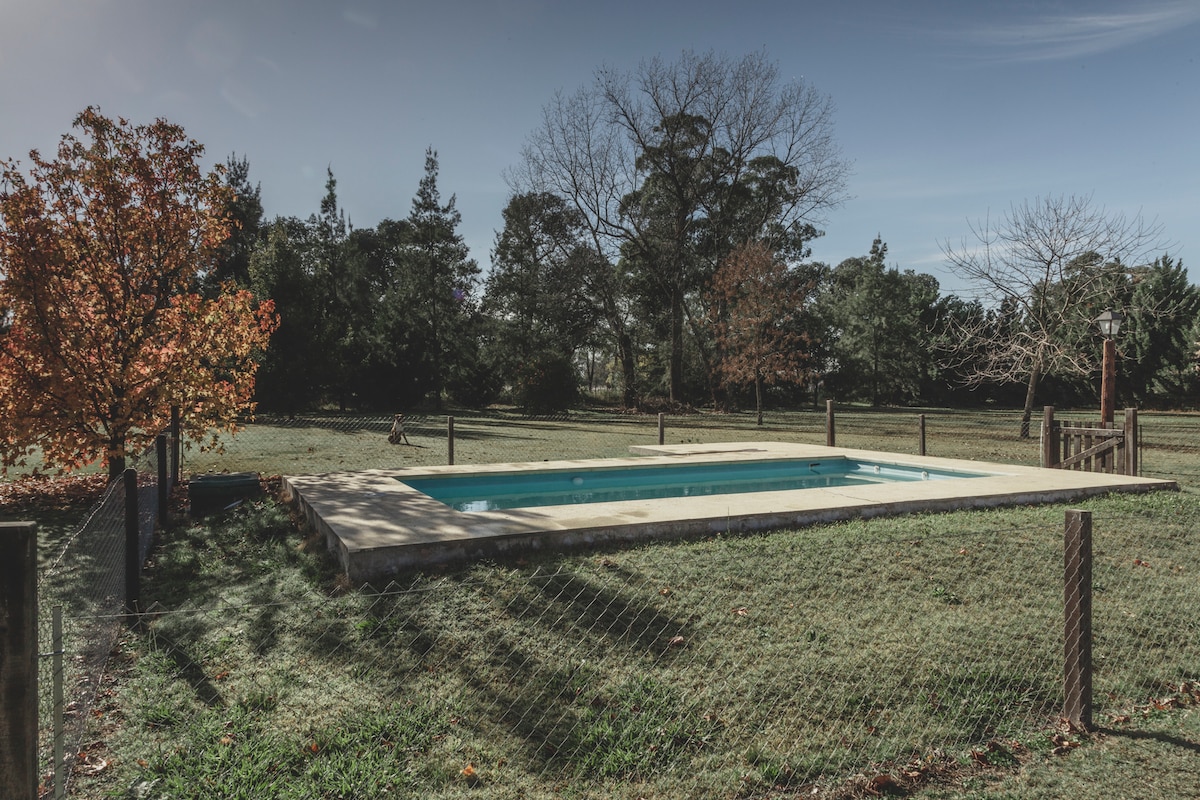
left=16, top=406, right=1199, bottom=798
left=177, top=406, right=1200, bottom=487
left=57, top=486, right=1200, bottom=799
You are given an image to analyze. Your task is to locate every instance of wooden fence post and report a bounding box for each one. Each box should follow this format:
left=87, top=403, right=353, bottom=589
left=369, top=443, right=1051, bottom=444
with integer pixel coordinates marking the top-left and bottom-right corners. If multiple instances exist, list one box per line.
left=658, top=413, right=665, bottom=446
left=918, top=414, right=926, bottom=456
left=826, top=400, right=835, bottom=447
left=1064, top=509, right=1093, bottom=731
left=0, top=521, right=38, bottom=800
left=1041, top=406, right=1058, bottom=468
left=124, top=468, right=140, bottom=621
left=1124, top=408, right=1138, bottom=476
left=447, top=416, right=455, bottom=466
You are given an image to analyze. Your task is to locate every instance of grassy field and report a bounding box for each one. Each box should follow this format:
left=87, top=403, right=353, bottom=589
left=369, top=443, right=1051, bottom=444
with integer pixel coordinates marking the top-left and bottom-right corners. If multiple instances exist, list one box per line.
left=17, top=406, right=1200, bottom=798
left=178, top=406, right=1200, bottom=488
left=56, top=488, right=1199, bottom=799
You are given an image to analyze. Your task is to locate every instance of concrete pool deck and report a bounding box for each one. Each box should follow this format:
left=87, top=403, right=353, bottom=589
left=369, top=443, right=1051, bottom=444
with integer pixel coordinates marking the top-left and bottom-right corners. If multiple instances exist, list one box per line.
left=282, top=442, right=1176, bottom=584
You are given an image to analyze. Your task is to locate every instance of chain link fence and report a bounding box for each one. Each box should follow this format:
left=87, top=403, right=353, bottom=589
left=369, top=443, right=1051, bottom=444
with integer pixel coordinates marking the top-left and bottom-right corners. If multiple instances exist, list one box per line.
left=18, top=406, right=1200, bottom=797
left=34, top=435, right=175, bottom=798
left=177, top=406, right=1200, bottom=488
left=58, top=505, right=1200, bottom=799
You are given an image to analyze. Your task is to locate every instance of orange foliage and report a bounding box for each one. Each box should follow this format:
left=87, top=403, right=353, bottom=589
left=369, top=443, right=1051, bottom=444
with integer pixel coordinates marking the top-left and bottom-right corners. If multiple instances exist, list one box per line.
left=708, top=240, right=810, bottom=393
left=0, top=108, right=277, bottom=474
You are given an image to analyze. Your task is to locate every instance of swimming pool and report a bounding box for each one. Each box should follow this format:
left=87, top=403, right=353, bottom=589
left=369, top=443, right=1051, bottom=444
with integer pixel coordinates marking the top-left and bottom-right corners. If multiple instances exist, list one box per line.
left=401, top=457, right=988, bottom=512
left=283, top=441, right=1175, bottom=583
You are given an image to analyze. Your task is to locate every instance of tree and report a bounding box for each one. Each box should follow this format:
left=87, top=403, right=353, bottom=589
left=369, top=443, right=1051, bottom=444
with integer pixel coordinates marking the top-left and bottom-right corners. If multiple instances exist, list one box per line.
left=707, top=240, right=813, bottom=423
left=0, top=108, right=276, bottom=476
left=485, top=192, right=602, bottom=407
left=818, top=238, right=939, bottom=406
left=1119, top=255, right=1200, bottom=406
left=404, top=147, right=479, bottom=408
left=248, top=217, right=328, bottom=411
left=201, top=153, right=263, bottom=295
left=941, top=194, right=1167, bottom=435
left=516, top=50, right=848, bottom=405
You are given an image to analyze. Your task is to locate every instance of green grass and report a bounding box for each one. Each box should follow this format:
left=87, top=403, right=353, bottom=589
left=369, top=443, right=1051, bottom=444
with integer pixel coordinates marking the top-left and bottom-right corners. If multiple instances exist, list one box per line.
left=178, top=406, right=1200, bottom=489
left=23, top=407, right=1200, bottom=797
left=54, top=486, right=1199, bottom=800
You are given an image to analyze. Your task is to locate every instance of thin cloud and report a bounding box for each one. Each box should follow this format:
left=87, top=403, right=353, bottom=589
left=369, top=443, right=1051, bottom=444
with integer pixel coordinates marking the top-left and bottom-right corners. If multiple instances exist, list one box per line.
left=959, top=2, right=1200, bottom=63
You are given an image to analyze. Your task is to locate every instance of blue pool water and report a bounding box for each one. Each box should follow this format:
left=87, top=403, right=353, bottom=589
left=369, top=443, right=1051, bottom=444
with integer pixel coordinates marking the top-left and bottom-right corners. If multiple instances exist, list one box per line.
left=400, top=457, right=988, bottom=512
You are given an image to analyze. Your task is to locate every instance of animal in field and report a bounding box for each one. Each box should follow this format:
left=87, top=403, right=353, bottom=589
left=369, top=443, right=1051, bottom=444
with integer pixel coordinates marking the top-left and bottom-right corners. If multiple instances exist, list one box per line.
left=388, top=413, right=410, bottom=445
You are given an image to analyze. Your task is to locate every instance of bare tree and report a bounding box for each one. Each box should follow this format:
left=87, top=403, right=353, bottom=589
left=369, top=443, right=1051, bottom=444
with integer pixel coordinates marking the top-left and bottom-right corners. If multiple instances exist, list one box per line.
left=941, top=194, right=1167, bottom=435
left=511, top=50, right=848, bottom=405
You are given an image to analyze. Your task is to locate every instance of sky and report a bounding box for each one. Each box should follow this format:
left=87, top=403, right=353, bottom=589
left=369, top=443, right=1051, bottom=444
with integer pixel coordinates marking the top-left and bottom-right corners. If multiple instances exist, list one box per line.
left=2, top=0, right=1198, bottom=299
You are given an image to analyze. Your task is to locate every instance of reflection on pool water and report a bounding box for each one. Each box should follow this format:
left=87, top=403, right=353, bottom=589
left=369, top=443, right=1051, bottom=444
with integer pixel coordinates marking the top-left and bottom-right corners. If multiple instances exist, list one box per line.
left=399, top=457, right=990, bottom=512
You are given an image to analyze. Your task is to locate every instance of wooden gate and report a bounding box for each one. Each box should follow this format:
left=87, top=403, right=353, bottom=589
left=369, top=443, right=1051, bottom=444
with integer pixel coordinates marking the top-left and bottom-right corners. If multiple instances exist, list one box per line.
left=1041, top=406, right=1138, bottom=475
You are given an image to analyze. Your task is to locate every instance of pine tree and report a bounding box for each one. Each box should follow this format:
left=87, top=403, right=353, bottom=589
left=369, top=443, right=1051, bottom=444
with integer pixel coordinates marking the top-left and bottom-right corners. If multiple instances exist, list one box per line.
left=405, top=147, right=478, bottom=407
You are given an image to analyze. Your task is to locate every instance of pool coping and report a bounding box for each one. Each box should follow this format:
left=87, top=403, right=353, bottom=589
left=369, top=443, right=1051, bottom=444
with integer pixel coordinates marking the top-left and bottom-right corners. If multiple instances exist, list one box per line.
left=281, top=442, right=1177, bottom=584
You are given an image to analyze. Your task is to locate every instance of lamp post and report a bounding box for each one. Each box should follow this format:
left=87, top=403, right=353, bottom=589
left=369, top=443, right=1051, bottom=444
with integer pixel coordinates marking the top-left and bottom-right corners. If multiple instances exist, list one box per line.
left=1094, top=309, right=1124, bottom=426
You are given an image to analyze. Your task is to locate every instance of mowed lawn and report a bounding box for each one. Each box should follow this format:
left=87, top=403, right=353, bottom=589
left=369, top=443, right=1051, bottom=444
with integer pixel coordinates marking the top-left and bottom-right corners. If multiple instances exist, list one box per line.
left=178, top=406, right=1200, bottom=486
left=19, top=407, right=1200, bottom=798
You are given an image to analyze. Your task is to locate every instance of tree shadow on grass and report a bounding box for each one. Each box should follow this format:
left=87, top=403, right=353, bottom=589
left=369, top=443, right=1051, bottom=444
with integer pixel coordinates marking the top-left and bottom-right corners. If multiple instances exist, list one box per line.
left=1100, top=727, right=1200, bottom=754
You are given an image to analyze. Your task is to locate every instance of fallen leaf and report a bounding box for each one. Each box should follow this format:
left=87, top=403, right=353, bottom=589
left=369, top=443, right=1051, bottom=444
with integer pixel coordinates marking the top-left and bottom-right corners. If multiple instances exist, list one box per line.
left=732, top=606, right=749, bottom=616
left=659, top=586, right=671, bottom=596
left=667, top=635, right=686, bottom=648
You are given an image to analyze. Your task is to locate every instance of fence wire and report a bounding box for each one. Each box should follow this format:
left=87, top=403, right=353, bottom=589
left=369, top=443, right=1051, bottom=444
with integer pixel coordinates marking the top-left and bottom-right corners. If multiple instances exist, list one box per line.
left=55, top=506, right=1200, bottom=799
left=35, top=436, right=175, bottom=798
left=29, top=408, right=1200, bottom=797
left=177, top=408, right=1200, bottom=489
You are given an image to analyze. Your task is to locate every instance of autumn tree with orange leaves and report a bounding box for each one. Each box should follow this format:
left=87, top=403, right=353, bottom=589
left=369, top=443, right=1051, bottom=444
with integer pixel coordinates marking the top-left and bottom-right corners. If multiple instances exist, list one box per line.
left=0, top=108, right=277, bottom=477
left=708, top=241, right=813, bottom=425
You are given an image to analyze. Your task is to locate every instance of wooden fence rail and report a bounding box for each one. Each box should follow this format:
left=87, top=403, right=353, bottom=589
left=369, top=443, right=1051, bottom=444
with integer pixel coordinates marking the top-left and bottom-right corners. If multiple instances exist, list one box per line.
left=1041, top=406, right=1138, bottom=475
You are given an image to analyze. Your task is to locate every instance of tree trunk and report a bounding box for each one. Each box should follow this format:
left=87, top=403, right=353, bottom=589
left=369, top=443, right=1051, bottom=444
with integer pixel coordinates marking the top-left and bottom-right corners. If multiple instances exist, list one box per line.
left=1020, top=362, right=1042, bottom=439
left=755, top=371, right=764, bottom=426
left=617, top=331, right=638, bottom=410
left=669, top=285, right=684, bottom=404
left=107, top=431, right=126, bottom=479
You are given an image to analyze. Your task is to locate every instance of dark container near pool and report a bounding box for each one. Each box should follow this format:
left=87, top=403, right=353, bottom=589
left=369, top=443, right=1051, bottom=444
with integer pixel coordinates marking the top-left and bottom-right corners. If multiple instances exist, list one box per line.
left=188, top=472, right=262, bottom=516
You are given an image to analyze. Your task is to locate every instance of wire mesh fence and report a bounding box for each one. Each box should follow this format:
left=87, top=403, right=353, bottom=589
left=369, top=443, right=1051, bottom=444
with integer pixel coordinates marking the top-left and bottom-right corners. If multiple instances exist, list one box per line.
left=176, top=406, right=1200, bottom=489
left=23, top=405, right=1200, bottom=797
left=56, top=505, right=1200, bottom=799
left=35, top=435, right=176, bottom=798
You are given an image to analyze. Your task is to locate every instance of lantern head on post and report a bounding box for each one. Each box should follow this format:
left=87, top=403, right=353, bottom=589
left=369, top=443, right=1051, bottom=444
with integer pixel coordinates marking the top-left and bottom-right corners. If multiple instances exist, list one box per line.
left=1094, top=308, right=1124, bottom=340
left=1094, top=309, right=1123, bottom=425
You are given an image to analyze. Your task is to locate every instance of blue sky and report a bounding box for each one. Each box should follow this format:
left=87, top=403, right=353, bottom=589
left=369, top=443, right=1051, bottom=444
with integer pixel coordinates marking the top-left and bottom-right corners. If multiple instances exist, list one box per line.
left=3, top=0, right=1198, bottom=298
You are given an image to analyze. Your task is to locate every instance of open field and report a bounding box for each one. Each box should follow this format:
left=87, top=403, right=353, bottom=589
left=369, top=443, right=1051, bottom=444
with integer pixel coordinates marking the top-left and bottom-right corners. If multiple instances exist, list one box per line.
left=55, top=488, right=1198, bottom=799
left=20, top=407, right=1200, bottom=798
left=179, top=407, right=1200, bottom=489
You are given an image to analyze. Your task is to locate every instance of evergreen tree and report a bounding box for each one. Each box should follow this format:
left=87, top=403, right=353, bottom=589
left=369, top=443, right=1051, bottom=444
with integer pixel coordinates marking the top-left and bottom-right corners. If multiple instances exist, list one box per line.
left=1120, top=255, right=1200, bottom=406
left=203, top=153, right=264, bottom=295
left=404, top=148, right=479, bottom=408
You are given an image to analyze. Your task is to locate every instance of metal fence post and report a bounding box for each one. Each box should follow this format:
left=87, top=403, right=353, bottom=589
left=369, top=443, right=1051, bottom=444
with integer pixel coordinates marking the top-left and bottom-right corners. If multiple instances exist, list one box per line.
left=170, top=405, right=181, bottom=484
left=447, top=416, right=455, bottom=466
left=826, top=400, right=835, bottom=447
left=52, top=606, right=64, bottom=799
left=658, top=413, right=665, bottom=446
left=0, top=521, right=38, bottom=800
left=157, top=433, right=169, bottom=527
left=1064, top=509, right=1093, bottom=731
left=918, top=414, right=926, bottom=456
left=124, top=468, right=141, bottom=620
